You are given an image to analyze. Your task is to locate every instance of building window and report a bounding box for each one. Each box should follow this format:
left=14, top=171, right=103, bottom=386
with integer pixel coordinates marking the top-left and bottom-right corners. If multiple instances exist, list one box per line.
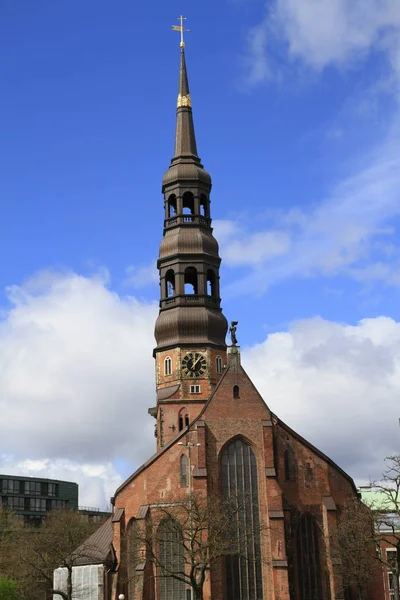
left=221, top=439, right=263, bottom=600
left=180, top=455, right=188, bottom=487
left=284, top=447, right=296, bottom=482
left=25, top=481, right=41, bottom=495
left=387, top=549, right=397, bottom=600
left=30, top=498, right=46, bottom=512
left=190, top=385, right=201, bottom=394
left=7, top=496, right=25, bottom=510
left=164, top=356, right=172, bottom=376
left=1, top=479, right=20, bottom=494
left=233, top=385, right=240, bottom=398
left=47, top=483, right=57, bottom=497
left=296, top=513, right=325, bottom=600
left=158, top=519, right=186, bottom=600
left=178, top=409, right=189, bottom=431
left=216, top=355, right=223, bottom=374
left=51, top=499, right=67, bottom=510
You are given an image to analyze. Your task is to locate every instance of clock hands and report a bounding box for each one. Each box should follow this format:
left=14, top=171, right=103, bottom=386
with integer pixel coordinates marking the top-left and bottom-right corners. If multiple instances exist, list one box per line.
left=191, top=354, right=202, bottom=370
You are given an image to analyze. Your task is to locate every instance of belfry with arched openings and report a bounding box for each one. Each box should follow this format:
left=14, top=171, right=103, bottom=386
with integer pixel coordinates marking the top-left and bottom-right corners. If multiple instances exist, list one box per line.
left=109, top=32, right=368, bottom=600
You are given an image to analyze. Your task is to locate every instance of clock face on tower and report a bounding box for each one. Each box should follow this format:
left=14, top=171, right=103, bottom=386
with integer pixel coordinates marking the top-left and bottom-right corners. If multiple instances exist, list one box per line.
left=182, top=352, right=207, bottom=378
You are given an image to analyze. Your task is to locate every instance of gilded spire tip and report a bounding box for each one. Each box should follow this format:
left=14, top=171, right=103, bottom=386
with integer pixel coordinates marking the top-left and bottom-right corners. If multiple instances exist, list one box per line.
left=172, top=15, right=189, bottom=49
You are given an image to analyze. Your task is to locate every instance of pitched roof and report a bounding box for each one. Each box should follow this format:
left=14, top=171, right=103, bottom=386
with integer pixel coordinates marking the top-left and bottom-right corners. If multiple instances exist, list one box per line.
left=73, top=517, right=114, bottom=566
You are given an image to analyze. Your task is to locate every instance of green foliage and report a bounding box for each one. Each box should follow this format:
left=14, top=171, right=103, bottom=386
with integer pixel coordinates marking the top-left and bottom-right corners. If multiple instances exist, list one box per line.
left=0, top=575, right=20, bottom=600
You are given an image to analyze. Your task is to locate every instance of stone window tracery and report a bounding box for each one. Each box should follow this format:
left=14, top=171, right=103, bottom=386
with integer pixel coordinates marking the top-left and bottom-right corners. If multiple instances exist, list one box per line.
left=221, top=438, right=263, bottom=600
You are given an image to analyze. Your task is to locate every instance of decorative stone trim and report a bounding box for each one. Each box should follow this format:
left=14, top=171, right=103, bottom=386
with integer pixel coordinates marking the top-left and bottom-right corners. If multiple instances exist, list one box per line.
left=272, top=560, right=288, bottom=568
left=193, top=467, right=207, bottom=478
left=323, top=496, right=337, bottom=510
left=262, top=420, right=273, bottom=427
left=265, top=467, right=276, bottom=478
left=269, top=511, right=284, bottom=519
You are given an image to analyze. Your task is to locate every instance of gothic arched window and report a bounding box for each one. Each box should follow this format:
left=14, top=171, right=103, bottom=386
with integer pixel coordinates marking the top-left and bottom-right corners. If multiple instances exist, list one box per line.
left=296, top=513, right=324, bottom=600
left=233, top=385, right=240, bottom=399
left=164, top=356, right=172, bottom=376
left=180, top=454, right=187, bottom=487
left=284, top=447, right=296, bottom=481
left=158, top=519, right=186, bottom=600
left=127, top=519, right=139, bottom=600
left=221, top=439, right=263, bottom=600
left=184, top=267, right=198, bottom=294
left=178, top=408, right=188, bottom=432
left=216, top=355, right=223, bottom=374
left=165, top=270, right=175, bottom=298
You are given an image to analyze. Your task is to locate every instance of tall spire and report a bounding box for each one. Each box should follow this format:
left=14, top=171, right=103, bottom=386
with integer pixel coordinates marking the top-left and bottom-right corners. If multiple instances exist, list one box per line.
left=172, top=19, right=199, bottom=161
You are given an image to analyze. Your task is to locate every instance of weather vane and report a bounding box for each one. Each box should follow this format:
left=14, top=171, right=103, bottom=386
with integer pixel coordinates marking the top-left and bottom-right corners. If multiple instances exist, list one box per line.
left=172, top=15, right=189, bottom=48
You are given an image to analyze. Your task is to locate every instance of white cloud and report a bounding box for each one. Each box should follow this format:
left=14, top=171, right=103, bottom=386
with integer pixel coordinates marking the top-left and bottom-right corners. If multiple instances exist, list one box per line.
left=218, top=125, right=400, bottom=296
left=1, top=270, right=399, bottom=499
left=213, top=223, right=290, bottom=266
left=124, top=262, right=158, bottom=288
left=0, top=271, right=157, bottom=507
left=245, top=0, right=400, bottom=84
left=244, top=315, right=400, bottom=480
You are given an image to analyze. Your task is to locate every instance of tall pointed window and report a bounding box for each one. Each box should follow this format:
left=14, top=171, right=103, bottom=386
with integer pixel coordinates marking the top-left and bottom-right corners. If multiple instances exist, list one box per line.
left=127, top=519, right=139, bottom=600
left=216, top=355, right=223, bottom=374
left=221, top=439, right=263, bottom=600
left=164, top=356, right=172, bottom=376
left=158, top=519, right=186, bottom=600
left=178, top=408, right=189, bottom=432
left=296, top=513, right=325, bottom=600
left=180, top=454, right=187, bottom=487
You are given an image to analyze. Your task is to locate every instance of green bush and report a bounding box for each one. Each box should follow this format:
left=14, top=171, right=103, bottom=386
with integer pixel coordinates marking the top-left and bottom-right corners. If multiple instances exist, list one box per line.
left=0, top=576, right=20, bottom=600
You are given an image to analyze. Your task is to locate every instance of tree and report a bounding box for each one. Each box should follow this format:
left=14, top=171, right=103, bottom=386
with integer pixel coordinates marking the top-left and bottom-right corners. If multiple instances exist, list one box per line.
left=0, top=576, right=21, bottom=600
left=129, top=492, right=265, bottom=600
left=330, top=496, right=377, bottom=600
left=370, top=455, right=400, bottom=600
left=0, top=510, right=102, bottom=600
left=332, top=456, right=400, bottom=600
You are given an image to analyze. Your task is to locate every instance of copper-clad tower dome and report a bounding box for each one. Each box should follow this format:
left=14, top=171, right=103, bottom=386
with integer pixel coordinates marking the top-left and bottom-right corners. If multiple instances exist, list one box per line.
left=151, top=37, right=228, bottom=449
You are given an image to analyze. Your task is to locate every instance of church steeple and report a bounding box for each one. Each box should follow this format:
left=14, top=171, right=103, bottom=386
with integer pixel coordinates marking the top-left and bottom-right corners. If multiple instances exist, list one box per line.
left=173, top=47, right=198, bottom=159
left=151, top=30, right=228, bottom=449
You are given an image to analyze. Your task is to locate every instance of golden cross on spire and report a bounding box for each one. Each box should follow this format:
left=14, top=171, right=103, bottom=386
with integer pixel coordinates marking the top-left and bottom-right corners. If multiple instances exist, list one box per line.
left=172, top=15, right=189, bottom=48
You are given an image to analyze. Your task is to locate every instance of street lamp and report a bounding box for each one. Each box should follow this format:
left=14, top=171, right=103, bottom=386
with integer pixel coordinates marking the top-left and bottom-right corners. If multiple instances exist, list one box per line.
left=178, top=441, right=201, bottom=600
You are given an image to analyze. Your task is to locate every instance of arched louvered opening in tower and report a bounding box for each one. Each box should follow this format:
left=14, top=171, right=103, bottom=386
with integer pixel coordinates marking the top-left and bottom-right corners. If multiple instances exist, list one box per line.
left=167, top=194, right=177, bottom=218
left=184, top=266, right=198, bottom=294
left=158, top=519, right=186, bottom=600
left=165, top=269, right=176, bottom=298
left=182, top=191, right=194, bottom=222
left=207, top=269, right=217, bottom=297
left=200, top=194, right=209, bottom=218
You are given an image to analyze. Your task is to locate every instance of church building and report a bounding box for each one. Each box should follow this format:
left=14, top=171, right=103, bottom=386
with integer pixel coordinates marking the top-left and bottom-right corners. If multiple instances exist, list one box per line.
left=109, top=35, right=366, bottom=600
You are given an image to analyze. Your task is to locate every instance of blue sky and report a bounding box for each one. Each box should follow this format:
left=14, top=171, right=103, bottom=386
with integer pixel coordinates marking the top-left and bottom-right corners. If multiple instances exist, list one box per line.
left=1, top=0, right=400, bottom=507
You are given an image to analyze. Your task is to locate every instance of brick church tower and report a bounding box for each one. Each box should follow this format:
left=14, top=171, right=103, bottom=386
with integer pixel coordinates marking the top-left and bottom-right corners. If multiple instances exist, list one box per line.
left=109, top=33, right=383, bottom=600
left=151, top=43, right=228, bottom=450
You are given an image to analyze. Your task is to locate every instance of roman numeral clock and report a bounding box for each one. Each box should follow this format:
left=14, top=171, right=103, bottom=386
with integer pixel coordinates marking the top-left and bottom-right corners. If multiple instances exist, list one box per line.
left=181, top=352, right=207, bottom=377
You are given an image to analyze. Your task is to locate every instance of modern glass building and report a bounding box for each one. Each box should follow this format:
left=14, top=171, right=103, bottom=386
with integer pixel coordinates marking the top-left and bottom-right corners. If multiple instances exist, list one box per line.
left=0, top=474, right=78, bottom=524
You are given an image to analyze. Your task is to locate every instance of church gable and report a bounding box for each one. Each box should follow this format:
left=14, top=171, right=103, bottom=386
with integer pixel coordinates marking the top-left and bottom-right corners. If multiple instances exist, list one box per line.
left=201, top=347, right=271, bottom=424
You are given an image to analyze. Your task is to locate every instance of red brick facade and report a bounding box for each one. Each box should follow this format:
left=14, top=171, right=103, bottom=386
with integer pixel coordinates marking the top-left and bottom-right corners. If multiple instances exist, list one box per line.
left=110, top=347, right=381, bottom=600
